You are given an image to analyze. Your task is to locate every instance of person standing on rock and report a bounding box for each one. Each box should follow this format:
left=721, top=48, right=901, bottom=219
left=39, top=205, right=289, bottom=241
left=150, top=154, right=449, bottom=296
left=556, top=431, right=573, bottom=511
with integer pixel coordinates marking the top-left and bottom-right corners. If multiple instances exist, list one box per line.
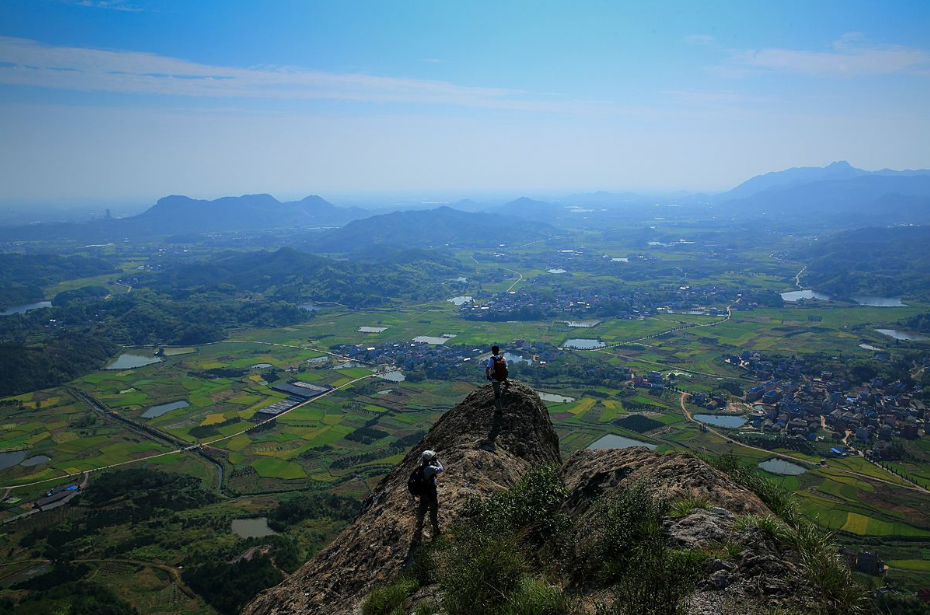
left=484, top=345, right=509, bottom=414
left=410, top=449, right=443, bottom=543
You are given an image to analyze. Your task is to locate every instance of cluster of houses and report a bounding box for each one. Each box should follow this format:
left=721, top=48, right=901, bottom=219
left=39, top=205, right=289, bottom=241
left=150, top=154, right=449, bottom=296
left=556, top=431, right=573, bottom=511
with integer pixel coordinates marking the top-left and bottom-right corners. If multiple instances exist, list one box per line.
left=458, top=283, right=738, bottom=322
left=728, top=351, right=927, bottom=459
left=331, top=341, right=488, bottom=377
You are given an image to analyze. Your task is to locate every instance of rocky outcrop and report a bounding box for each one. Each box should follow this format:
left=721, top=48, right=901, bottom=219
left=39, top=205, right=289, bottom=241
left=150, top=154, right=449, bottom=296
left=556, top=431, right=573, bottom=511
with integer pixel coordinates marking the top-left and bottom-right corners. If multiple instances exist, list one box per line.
left=561, top=448, right=770, bottom=517
left=242, top=380, right=560, bottom=615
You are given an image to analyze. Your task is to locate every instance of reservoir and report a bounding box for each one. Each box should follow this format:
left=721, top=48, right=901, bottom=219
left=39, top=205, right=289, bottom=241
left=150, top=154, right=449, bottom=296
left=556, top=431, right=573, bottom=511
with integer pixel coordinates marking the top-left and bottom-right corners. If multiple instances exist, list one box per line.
left=378, top=371, right=406, bottom=382
left=538, top=392, right=576, bottom=403
left=694, top=414, right=747, bottom=429
left=142, top=400, right=190, bottom=419
left=20, top=455, right=51, bottom=467
left=781, top=290, right=830, bottom=302
left=1, top=301, right=53, bottom=316
left=563, top=338, right=605, bottom=349
left=231, top=517, right=277, bottom=539
left=105, top=353, right=163, bottom=370
left=758, top=458, right=807, bottom=476
left=0, top=450, right=27, bottom=471
left=588, top=434, right=657, bottom=451
left=448, top=296, right=473, bottom=306
left=875, top=329, right=928, bottom=341
left=851, top=296, right=905, bottom=307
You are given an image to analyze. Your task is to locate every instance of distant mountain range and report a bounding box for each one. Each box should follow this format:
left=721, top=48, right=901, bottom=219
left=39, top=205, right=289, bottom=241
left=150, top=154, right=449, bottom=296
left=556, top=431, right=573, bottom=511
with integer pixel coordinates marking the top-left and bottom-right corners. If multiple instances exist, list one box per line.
left=0, top=194, right=367, bottom=241
left=717, top=161, right=930, bottom=222
left=300, top=205, right=557, bottom=253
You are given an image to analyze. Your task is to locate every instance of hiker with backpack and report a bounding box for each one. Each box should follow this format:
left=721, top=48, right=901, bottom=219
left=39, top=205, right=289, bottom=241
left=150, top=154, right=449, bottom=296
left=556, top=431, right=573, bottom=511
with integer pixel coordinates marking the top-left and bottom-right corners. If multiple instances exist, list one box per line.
left=484, top=345, right=508, bottom=414
left=409, top=449, right=443, bottom=543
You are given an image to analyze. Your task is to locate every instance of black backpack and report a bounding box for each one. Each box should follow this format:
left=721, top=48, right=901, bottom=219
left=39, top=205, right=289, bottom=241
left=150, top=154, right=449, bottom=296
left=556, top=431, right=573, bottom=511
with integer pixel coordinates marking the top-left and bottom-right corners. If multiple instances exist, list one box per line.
left=407, top=465, right=427, bottom=496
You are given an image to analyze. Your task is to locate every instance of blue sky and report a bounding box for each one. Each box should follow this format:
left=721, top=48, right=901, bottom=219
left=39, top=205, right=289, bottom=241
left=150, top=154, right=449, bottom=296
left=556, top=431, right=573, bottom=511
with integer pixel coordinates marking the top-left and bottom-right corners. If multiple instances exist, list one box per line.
left=1, top=0, right=929, bottom=204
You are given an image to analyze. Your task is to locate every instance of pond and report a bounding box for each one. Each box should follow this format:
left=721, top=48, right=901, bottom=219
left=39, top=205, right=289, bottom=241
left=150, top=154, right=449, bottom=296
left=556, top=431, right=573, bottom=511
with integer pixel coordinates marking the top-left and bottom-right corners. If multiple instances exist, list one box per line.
left=250, top=363, right=273, bottom=369
left=588, top=434, right=657, bottom=451
left=566, top=320, right=600, bottom=328
left=875, top=329, right=928, bottom=341
left=306, top=356, right=330, bottom=363
left=0, top=450, right=27, bottom=471
left=547, top=268, right=567, bottom=274
left=503, top=353, right=531, bottom=365
left=851, top=296, right=906, bottom=307
left=142, top=400, right=190, bottom=419
left=298, top=303, right=321, bottom=312
left=611, top=257, right=629, bottom=263
left=859, top=344, right=882, bottom=351
left=449, top=277, right=468, bottom=283
left=563, top=338, right=605, bottom=349
left=20, top=455, right=51, bottom=467
left=378, top=371, right=406, bottom=382
left=413, top=335, right=452, bottom=345
left=231, top=517, right=277, bottom=539
left=694, top=414, right=747, bottom=429
left=538, top=392, right=576, bottom=403
left=758, top=458, right=807, bottom=476
left=358, top=326, right=388, bottom=333
left=105, top=353, right=162, bottom=370
left=1, top=301, right=53, bottom=316
left=448, top=296, right=473, bottom=306
left=781, top=290, right=831, bottom=302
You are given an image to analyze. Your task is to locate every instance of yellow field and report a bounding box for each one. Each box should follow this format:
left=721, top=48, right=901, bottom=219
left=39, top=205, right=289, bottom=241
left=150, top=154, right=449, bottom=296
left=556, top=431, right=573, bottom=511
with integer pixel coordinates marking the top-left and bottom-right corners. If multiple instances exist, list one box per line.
left=570, top=398, right=597, bottom=416
left=841, top=512, right=870, bottom=535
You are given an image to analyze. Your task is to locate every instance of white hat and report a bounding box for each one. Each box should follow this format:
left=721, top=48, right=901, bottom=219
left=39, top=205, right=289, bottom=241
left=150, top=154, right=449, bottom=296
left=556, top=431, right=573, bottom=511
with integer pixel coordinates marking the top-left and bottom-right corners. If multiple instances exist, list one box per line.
left=421, top=450, right=436, bottom=462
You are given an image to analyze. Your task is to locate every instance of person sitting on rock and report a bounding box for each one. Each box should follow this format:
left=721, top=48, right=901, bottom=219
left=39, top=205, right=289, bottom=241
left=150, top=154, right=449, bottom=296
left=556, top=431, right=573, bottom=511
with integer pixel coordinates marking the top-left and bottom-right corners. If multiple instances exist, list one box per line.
left=411, top=449, right=443, bottom=543
left=484, top=345, right=509, bottom=414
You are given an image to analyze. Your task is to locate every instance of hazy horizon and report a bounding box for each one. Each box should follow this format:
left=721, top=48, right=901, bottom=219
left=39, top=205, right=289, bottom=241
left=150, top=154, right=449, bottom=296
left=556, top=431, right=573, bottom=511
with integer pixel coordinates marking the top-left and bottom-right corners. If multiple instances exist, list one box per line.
left=2, top=1, right=929, bottom=204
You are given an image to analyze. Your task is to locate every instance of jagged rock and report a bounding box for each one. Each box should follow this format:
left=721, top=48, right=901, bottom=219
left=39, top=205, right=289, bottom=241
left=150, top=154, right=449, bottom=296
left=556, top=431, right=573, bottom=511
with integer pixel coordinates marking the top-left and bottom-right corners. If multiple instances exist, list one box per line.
left=560, top=448, right=771, bottom=516
left=242, top=381, right=560, bottom=615
left=664, top=509, right=736, bottom=549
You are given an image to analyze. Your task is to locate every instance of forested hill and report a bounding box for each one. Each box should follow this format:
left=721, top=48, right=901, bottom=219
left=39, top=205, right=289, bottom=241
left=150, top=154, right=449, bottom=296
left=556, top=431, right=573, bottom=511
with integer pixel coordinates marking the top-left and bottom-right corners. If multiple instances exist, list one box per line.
left=143, top=247, right=456, bottom=306
left=796, top=226, right=930, bottom=301
left=0, top=253, right=117, bottom=309
left=302, top=206, right=556, bottom=253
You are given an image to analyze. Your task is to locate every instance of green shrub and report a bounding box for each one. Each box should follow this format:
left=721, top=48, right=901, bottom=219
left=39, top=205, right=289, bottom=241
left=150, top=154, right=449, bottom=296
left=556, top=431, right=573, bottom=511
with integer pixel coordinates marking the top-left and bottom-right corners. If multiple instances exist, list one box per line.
left=734, top=513, right=790, bottom=543
left=570, top=481, right=669, bottom=584
left=505, top=576, right=577, bottom=615
left=441, top=535, right=527, bottom=615
left=597, top=538, right=702, bottom=615
left=669, top=495, right=710, bottom=518
left=361, top=576, right=419, bottom=615
left=413, top=602, right=440, bottom=615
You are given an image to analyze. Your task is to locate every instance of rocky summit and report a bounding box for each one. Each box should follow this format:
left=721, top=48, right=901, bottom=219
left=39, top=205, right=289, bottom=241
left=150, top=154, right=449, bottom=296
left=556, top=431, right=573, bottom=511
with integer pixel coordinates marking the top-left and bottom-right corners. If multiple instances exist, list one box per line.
left=242, top=381, right=560, bottom=615
left=243, top=382, right=831, bottom=615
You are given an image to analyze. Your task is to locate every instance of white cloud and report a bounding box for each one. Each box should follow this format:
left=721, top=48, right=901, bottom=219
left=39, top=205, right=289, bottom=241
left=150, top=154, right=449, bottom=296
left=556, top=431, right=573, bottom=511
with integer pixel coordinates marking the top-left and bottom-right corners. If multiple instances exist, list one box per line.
left=70, top=0, right=144, bottom=12
left=0, top=36, right=592, bottom=111
left=714, top=34, right=930, bottom=78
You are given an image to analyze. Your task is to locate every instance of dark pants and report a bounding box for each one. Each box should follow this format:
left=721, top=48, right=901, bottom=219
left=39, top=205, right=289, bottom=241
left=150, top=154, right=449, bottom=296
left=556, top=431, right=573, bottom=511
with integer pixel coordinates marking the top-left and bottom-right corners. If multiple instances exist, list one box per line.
left=415, top=490, right=439, bottom=540
left=492, top=379, right=506, bottom=411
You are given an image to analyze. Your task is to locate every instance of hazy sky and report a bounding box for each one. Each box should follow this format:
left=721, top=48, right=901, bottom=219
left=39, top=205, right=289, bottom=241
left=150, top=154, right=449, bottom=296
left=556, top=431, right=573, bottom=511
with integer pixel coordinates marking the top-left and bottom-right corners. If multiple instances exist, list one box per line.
left=1, top=0, right=929, bottom=204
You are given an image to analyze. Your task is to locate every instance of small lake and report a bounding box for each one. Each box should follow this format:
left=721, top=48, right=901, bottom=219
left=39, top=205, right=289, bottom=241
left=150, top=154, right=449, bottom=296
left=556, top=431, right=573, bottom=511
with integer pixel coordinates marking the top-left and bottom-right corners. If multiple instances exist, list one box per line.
left=547, top=268, right=567, bottom=274
left=449, top=277, right=468, bottom=283
left=413, top=335, right=451, bottom=345
left=20, top=455, right=51, bottom=467
left=298, top=303, right=321, bottom=312
left=566, top=320, right=600, bottom=328
left=105, top=353, right=162, bottom=370
left=231, top=517, right=277, bottom=539
left=859, top=344, right=883, bottom=351
left=378, top=371, right=406, bottom=382
left=875, top=329, right=928, bottom=341
left=781, top=290, right=831, bottom=302
left=448, top=296, right=473, bottom=306
left=250, top=363, right=273, bottom=369
left=0, top=450, right=27, bottom=471
left=694, top=414, right=747, bottom=429
left=538, top=392, right=576, bottom=403
left=358, top=326, right=388, bottom=333
left=142, top=400, right=189, bottom=419
left=852, top=296, right=905, bottom=307
left=588, top=434, right=657, bottom=451
left=758, top=458, right=807, bottom=475
left=503, top=352, right=531, bottom=365
left=1, top=301, right=52, bottom=316
left=563, top=338, right=605, bottom=349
